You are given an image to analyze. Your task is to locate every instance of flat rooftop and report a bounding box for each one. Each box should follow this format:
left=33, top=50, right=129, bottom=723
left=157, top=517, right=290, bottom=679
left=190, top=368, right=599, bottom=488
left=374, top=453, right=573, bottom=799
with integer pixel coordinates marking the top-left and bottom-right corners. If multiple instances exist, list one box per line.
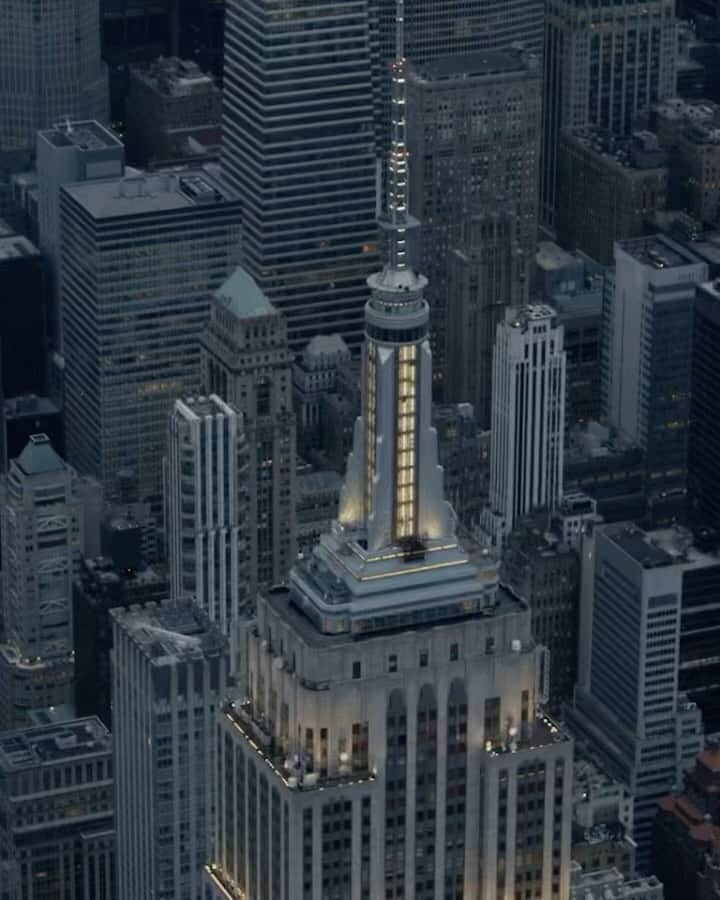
left=62, top=167, right=236, bottom=219
left=0, top=717, right=110, bottom=773
left=0, top=235, right=40, bottom=262
left=266, top=582, right=524, bottom=650
left=4, top=395, right=59, bottom=419
left=608, top=526, right=674, bottom=568
left=507, top=304, right=556, bottom=327
left=174, top=394, right=239, bottom=422
left=111, top=602, right=227, bottom=663
left=411, top=48, right=537, bottom=82
left=618, top=235, right=702, bottom=270
left=132, top=57, right=218, bottom=97
left=39, top=119, right=123, bottom=151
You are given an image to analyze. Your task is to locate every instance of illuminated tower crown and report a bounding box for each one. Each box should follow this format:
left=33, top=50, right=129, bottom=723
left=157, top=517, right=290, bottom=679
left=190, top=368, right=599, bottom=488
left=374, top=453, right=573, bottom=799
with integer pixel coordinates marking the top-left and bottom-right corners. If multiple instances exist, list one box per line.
left=338, top=0, right=452, bottom=552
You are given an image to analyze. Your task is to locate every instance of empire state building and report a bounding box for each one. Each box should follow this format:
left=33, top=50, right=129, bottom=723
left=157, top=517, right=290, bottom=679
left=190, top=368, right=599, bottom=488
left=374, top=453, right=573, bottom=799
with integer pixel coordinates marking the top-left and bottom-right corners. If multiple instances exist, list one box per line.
left=205, top=6, right=573, bottom=896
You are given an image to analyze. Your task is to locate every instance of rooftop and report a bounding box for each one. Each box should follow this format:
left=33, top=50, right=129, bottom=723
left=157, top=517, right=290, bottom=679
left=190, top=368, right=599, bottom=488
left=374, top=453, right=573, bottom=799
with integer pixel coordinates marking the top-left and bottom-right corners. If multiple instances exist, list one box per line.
left=132, top=57, right=218, bottom=97
left=62, top=167, right=236, bottom=219
left=608, top=526, right=674, bottom=568
left=111, top=601, right=227, bottom=664
left=302, top=333, right=350, bottom=361
left=618, top=235, right=701, bottom=270
left=0, top=717, right=110, bottom=772
left=297, top=469, right=343, bottom=497
left=4, top=395, right=59, bottom=419
left=0, top=235, right=40, bottom=262
left=563, top=127, right=667, bottom=172
left=15, top=434, right=65, bottom=477
left=411, top=48, right=538, bottom=82
left=215, top=266, right=276, bottom=319
left=174, top=394, right=239, bottom=422
left=506, top=304, right=557, bottom=329
left=39, top=119, right=123, bottom=151
left=536, top=241, right=578, bottom=272
left=604, top=523, right=720, bottom=570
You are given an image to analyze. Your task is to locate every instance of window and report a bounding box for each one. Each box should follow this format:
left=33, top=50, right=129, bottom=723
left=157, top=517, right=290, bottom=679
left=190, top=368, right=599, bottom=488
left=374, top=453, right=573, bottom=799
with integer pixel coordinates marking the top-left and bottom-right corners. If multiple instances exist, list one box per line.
left=388, top=655, right=398, bottom=673
left=419, top=650, right=429, bottom=668
left=450, top=643, right=459, bottom=661
left=352, top=661, right=361, bottom=679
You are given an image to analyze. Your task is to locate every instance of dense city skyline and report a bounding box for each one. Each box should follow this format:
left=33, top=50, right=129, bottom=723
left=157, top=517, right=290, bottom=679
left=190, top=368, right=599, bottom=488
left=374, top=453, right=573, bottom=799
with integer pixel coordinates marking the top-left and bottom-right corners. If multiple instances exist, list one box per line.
left=2, top=1, right=720, bottom=899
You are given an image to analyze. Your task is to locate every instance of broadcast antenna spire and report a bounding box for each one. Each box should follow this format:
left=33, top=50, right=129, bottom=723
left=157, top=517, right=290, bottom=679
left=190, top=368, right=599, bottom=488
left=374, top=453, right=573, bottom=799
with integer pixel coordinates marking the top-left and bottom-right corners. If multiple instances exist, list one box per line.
left=386, top=0, right=411, bottom=272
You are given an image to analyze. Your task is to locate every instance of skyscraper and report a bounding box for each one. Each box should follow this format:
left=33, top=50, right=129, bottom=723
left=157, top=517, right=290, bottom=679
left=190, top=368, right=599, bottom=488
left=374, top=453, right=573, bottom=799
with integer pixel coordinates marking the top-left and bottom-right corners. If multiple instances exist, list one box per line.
left=0, top=232, right=47, bottom=400
left=445, top=211, right=529, bottom=426
left=0, top=0, right=108, bottom=169
left=36, top=119, right=125, bottom=354
left=166, top=395, right=250, bottom=654
left=541, top=0, right=677, bottom=228
left=205, top=19, right=574, bottom=898
left=0, top=435, right=82, bottom=730
left=483, top=306, right=567, bottom=548
left=689, top=279, right=720, bottom=530
left=398, top=0, right=544, bottom=59
left=221, top=0, right=379, bottom=349
left=201, top=268, right=297, bottom=588
left=60, top=169, right=242, bottom=508
left=566, top=523, right=705, bottom=870
left=112, top=602, right=229, bottom=900
left=406, top=48, right=541, bottom=404
left=604, top=236, right=706, bottom=516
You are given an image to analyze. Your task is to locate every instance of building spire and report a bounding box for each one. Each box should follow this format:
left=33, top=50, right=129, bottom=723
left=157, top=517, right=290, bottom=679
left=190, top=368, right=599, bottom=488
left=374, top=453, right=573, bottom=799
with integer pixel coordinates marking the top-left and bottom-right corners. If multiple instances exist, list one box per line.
left=336, top=0, right=453, bottom=550
left=387, top=0, right=410, bottom=271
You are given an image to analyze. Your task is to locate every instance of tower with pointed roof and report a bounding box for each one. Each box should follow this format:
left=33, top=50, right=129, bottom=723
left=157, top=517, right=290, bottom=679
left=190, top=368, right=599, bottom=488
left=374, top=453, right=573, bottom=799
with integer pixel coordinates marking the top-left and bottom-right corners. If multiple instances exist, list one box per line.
left=0, top=435, right=83, bottom=729
left=205, top=10, right=574, bottom=897
left=201, top=266, right=297, bottom=590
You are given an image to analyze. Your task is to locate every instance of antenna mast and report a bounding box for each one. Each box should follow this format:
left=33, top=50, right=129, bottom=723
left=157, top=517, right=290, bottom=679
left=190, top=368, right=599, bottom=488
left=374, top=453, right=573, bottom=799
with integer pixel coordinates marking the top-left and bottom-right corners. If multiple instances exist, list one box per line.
left=387, top=0, right=410, bottom=272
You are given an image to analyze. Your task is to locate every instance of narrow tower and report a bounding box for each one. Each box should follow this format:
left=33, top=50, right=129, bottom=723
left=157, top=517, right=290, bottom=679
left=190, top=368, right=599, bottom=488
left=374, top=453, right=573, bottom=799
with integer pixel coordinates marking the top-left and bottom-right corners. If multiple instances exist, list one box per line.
left=339, top=0, right=452, bottom=552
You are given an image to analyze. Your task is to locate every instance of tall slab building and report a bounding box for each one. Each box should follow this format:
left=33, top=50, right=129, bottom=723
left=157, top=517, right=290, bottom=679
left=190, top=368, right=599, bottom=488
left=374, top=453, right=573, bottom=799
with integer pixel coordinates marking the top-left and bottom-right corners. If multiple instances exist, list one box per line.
left=113, top=602, right=230, bottom=900
left=483, top=306, right=567, bottom=548
left=60, top=169, right=242, bottom=509
left=166, top=394, right=250, bottom=657
left=205, top=21, right=573, bottom=899
left=604, top=236, right=706, bottom=518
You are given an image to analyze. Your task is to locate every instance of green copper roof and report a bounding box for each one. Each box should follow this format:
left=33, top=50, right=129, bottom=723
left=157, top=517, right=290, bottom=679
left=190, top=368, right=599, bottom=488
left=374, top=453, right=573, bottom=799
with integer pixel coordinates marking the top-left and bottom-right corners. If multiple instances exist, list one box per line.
left=214, top=267, right=276, bottom=320
left=16, top=434, right=65, bottom=476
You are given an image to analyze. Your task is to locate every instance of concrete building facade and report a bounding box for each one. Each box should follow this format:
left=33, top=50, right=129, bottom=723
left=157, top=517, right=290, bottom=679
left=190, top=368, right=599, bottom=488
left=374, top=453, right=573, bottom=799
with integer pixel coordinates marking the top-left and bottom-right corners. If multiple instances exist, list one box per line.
left=0, top=717, right=114, bottom=900
left=112, top=602, right=229, bottom=900
left=484, top=306, right=567, bottom=547
left=201, top=268, right=297, bottom=589
left=541, top=0, right=677, bottom=227
left=0, top=436, right=82, bottom=730
left=166, top=395, right=250, bottom=654
left=407, top=49, right=541, bottom=401
left=36, top=120, right=124, bottom=354
left=126, top=57, right=222, bottom=167
left=556, top=129, right=668, bottom=266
